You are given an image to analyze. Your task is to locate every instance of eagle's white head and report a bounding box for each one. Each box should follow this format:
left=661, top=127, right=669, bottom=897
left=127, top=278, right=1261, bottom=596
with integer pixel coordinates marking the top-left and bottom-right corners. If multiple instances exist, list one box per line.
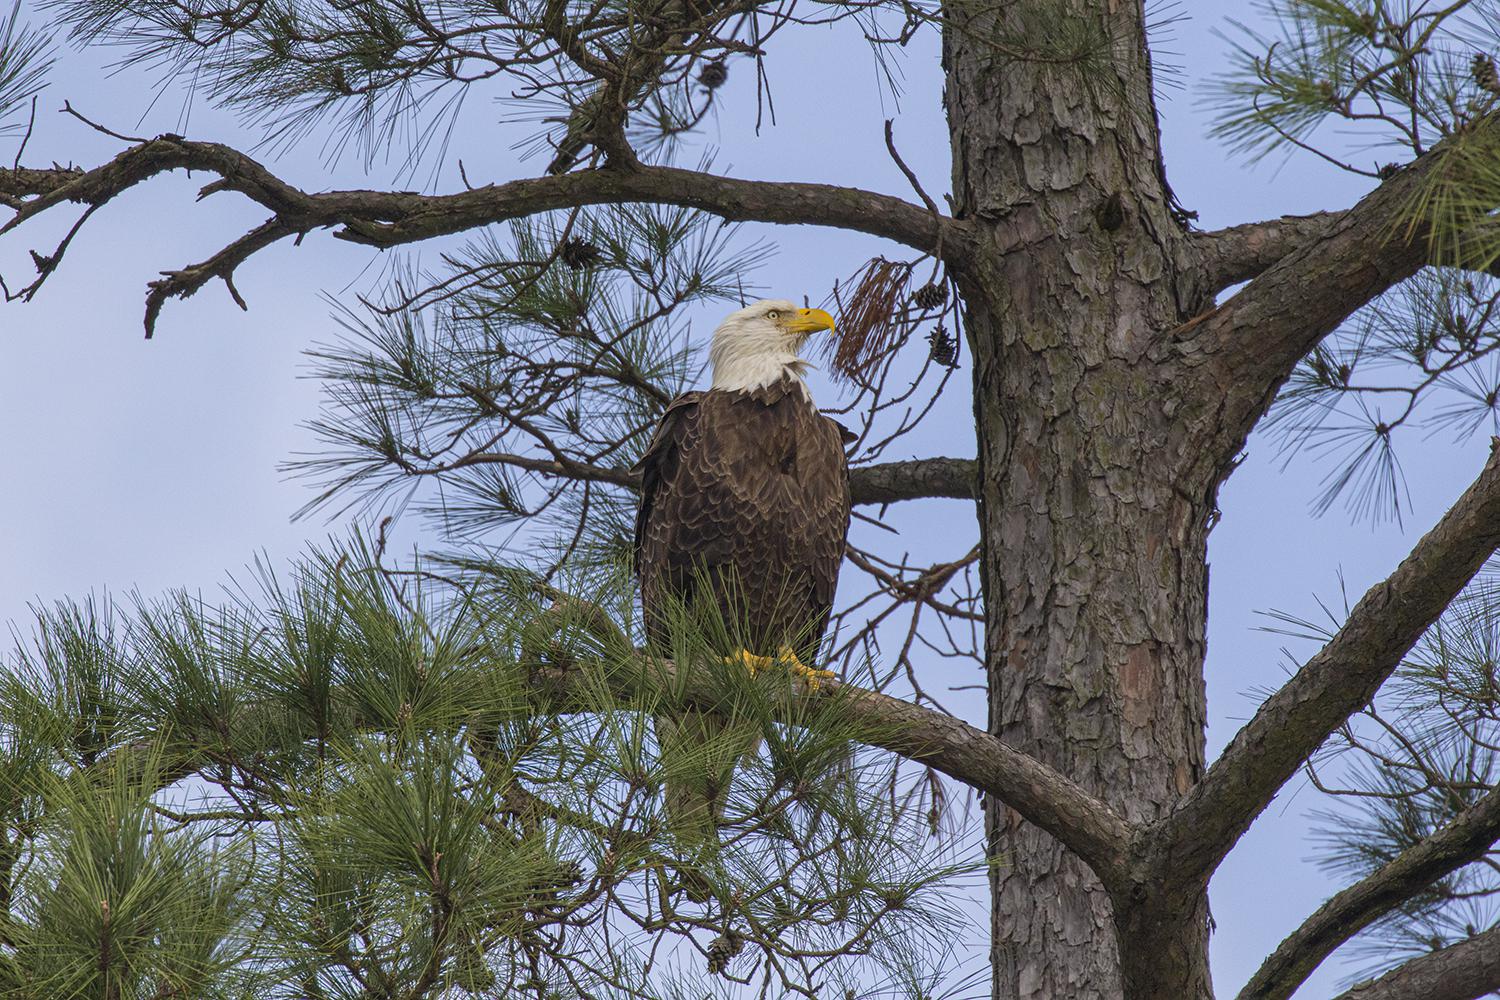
left=708, top=298, right=836, bottom=396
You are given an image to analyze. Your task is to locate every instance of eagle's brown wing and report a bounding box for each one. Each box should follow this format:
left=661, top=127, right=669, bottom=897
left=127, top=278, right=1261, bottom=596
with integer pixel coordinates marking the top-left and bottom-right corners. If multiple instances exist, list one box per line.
left=632, top=391, right=707, bottom=652
left=632, top=391, right=703, bottom=564
left=633, top=386, right=849, bottom=662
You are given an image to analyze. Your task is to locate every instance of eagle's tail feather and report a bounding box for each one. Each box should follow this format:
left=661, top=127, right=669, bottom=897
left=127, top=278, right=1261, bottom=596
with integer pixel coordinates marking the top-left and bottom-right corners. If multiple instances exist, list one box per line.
left=658, top=709, right=760, bottom=849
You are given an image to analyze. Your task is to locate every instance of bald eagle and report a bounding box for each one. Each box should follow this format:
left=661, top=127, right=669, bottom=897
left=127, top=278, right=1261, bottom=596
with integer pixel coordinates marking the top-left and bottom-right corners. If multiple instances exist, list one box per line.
left=633, top=299, right=850, bottom=841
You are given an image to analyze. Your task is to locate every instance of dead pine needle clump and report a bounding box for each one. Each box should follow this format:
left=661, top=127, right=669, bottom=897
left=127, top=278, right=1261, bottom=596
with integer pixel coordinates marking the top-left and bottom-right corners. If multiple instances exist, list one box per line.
left=823, top=257, right=913, bottom=383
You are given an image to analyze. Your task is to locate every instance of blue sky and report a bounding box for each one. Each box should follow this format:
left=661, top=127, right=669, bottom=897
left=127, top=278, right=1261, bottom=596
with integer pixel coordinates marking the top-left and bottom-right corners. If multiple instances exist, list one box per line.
left=1, top=2, right=1492, bottom=995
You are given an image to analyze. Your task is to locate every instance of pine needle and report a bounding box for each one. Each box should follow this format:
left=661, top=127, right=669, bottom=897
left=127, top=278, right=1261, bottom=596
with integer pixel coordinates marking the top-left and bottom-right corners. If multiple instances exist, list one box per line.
left=823, top=257, right=911, bottom=383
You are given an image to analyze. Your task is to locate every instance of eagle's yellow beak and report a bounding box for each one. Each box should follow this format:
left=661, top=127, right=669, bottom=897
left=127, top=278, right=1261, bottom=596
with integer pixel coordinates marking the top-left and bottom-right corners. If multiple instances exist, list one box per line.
left=784, top=307, right=836, bottom=335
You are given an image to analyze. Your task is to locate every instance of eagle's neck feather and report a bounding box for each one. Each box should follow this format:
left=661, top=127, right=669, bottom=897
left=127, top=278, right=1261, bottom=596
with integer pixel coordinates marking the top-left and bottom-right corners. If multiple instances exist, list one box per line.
left=709, top=345, right=813, bottom=400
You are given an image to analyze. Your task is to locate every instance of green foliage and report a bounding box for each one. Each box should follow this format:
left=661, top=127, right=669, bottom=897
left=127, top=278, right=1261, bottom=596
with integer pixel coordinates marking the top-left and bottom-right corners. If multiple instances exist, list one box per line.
left=0, top=538, right=982, bottom=998
left=7, top=597, right=130, bottom=768
left=1407, top=123, right=1500, bottom=273
left=3, top=749, right=252, bottom=998
left=267, top=734, right=570, bottom=997
left=0, top=0, right=50, bottom=137
left=1304, top=562, right=1500, bottom=980
left=1210, top=0, right=1500, bottom=168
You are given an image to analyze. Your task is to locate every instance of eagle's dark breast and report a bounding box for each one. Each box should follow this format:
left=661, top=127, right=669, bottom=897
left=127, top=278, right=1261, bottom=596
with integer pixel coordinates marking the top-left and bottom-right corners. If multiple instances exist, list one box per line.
left=633, top=376, right=851, bottom=663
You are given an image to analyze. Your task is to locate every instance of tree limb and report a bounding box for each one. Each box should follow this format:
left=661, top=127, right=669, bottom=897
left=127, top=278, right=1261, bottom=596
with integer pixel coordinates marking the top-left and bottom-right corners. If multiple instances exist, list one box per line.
left=1327, top=924, right=1500, bottom=1000
left=0, top=163, right=84, bottom=205
left=143, top=217, right=296, bottom=336
left=1152, top=443, right=1500, bottom=885
left=1188, top=211, right=1345, bottom=296
left=555, top=655, right=1132, bottom=884
left=409, top=450, right=976, bottom=505
left=1168, top=144, right=1471, bottom=478
left=1, top=136, right=970, bottom=332
left=1239, top=783, right=1500, bottom=1000
left=848, top=456, right=977, bottom=504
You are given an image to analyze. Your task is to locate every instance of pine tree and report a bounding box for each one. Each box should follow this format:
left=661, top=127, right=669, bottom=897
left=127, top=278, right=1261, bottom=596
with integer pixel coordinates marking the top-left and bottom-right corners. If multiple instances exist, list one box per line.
left=7, top=0, right=1500, bottom=998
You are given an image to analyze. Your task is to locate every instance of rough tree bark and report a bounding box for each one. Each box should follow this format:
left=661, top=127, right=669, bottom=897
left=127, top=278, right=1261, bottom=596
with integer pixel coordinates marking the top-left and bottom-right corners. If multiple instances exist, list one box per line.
left=943, top=3, right=1215, bottom=995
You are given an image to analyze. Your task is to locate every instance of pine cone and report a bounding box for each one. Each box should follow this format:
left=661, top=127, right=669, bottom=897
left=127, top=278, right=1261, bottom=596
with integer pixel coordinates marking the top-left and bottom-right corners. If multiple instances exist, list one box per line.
left=1474, top=53, right=1500, bottom=94
left=927, top=326, right=957, bottom=367
left=707, top=930, right=744, bottom=975
left=559, top=237, right=602, bottom=270
left=699, top=59, right=728, bottom=91
left=911, top=282, right=947, bottom=309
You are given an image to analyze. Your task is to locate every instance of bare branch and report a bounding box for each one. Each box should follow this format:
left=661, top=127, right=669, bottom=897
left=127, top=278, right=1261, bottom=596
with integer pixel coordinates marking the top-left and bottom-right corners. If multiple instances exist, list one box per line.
left=2, top=135, right=970, bottom=332
left=398, top=450, right=975, bottom=506
left=143, top=217, right=296, bottom=337
left=1326, top=923, right=1500, bottom=1000
left=849, top=456, right=976, bottom=504
left=1153, top=442, right=1500, bottom=885
left=0, top=163, right=82, bottom=205
left=328, top=163, right=962, bottom=254
left=1240, top=784, right=1500, bottom=1000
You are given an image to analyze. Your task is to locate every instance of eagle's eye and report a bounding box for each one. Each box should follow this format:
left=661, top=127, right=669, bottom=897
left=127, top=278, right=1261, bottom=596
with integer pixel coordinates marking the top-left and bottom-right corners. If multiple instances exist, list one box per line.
left=766, top=309, right=780, bottom=320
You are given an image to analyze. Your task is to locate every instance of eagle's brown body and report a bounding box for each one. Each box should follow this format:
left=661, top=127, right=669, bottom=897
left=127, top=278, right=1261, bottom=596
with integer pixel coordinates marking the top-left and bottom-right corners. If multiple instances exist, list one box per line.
left=634, top=376, right=851, bottom=663
left=634, top=375, right=851, bottom=843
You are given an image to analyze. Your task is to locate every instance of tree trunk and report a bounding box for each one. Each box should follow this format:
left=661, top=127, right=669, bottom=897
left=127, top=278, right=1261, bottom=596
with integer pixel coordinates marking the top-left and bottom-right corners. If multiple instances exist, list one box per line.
left=943, top=2, right=1216, bottom=995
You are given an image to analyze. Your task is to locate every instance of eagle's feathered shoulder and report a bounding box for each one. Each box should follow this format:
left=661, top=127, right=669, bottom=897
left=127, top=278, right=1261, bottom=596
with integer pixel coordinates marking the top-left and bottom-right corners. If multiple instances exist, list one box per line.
left=631, top=391, right=706, bottom=556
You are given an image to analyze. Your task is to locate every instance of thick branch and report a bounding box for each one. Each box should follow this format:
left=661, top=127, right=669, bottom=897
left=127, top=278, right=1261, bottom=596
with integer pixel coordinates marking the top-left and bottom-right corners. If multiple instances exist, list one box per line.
left=1, top=136, right=970, bottom=331
left=1169, top=141, right=1481, bottom=473
left=1327, top=924, right=1500, bottom=1000
left=1153, top=444, right=1500, bottom=884
left=0, top=164, right=84, bottom=203
left=433, top=451, right=976, bottom=505
left=1240, top=783, right=1500, bottom=1000
left=1188, top=212, right=1344, bottom=296
left=848, top=456, right=977, bottom=504
left=584, top=656, right=1132, bottom=883
left=1174, top=159, right=1431, bottom=387
left=327, top=163, right=961, bottom=254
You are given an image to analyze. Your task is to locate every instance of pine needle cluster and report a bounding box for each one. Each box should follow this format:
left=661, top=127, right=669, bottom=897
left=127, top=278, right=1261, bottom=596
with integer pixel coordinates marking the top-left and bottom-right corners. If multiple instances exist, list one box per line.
left=1267, top=269, right=1500, bottom=523
left=0, top=538, right=982, bottom=998
left=0, top=0, right=50, bottom=138
left=1295, top=560, right=1500, bottom=981
left=1211, top=0, right=1500, bottom=168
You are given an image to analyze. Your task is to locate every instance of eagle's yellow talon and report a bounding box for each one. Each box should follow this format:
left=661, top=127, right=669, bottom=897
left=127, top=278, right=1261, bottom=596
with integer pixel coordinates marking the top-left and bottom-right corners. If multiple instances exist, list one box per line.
left=722, top=648, right=833, bottom=688
left=723, top=649, right=776, bottom=676
left=776, top=646, right=836, bottom=691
